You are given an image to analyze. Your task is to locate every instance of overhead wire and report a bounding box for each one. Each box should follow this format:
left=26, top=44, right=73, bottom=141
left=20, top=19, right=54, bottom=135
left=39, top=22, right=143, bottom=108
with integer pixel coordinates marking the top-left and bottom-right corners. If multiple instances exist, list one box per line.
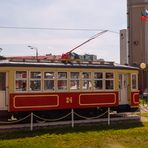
left=0, top=26, right=119, bottom=34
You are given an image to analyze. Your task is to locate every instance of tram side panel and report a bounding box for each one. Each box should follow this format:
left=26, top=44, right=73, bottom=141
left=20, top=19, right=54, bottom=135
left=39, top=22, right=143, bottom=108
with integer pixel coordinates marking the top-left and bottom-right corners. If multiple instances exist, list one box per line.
left=9, top=85, right=139, bottom=113
left=9, top=91, right=119, bottom=112
left=131, top=92, right=139, bottom=107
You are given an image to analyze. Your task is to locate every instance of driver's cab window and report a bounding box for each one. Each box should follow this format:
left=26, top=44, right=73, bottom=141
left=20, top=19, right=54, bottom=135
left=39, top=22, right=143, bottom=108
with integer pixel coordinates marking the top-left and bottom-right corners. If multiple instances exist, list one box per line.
left=0, top=72, right=6, bottom=91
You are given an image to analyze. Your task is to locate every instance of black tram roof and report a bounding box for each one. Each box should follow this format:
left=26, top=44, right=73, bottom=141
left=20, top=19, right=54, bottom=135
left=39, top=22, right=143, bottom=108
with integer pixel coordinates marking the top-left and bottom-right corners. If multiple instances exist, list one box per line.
left=0, top=60, right=139, bottom=70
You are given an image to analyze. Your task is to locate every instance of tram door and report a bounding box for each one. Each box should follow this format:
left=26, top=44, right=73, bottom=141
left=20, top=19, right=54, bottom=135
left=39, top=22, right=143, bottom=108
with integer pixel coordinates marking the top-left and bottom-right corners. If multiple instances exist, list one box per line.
left=119, top=74, right=129, bottom=105
left=0, top=72, right=7, bottom=110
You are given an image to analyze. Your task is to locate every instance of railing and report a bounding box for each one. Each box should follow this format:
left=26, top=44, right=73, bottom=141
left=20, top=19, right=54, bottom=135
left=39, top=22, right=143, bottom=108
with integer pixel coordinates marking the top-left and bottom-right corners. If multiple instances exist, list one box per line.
left=0, top=108, right=111, bottom=131
left=1, top=107, right=145, bottom=132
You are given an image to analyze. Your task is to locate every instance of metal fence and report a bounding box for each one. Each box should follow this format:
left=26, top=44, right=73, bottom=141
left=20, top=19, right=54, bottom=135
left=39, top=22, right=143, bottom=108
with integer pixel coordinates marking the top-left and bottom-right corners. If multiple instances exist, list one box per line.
left=0, top=108, right=111, bottom=131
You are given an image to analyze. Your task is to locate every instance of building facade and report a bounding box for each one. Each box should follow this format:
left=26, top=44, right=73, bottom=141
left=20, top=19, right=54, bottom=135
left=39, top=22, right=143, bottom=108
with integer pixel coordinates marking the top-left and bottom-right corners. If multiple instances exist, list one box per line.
left=120, top=29, right=128, bottom=65
left=127, top=0, right=148, bottom=91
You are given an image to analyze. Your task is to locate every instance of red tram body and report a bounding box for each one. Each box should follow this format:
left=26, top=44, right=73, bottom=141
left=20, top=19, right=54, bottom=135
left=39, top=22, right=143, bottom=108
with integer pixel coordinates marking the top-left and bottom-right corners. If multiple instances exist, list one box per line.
left=0, top=59, right=139, bottom=119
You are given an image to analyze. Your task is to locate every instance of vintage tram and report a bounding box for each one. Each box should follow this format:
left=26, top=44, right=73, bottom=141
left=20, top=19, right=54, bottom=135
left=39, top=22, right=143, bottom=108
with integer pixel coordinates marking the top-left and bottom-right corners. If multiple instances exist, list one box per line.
left=0, top=58, right=139, bottom=120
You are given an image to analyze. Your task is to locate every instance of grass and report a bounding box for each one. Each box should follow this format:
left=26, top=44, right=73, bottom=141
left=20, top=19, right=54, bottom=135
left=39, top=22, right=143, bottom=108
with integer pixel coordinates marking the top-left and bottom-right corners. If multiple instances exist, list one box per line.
left=0, top=122, right=148, bottom=148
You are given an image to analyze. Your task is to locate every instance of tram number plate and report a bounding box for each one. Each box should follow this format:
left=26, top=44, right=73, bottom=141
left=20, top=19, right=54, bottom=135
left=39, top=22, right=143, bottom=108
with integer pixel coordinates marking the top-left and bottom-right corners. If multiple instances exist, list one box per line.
left=66, top=97, right=72, bottom=103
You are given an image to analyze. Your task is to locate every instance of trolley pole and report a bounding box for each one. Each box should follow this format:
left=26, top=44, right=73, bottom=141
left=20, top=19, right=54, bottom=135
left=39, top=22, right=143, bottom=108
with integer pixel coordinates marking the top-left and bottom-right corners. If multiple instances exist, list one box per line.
left=71, top=109, right=74, bottom=128
left=108, top=107, right=110, bottom=126
left=30, top=112, right=33, bottom=131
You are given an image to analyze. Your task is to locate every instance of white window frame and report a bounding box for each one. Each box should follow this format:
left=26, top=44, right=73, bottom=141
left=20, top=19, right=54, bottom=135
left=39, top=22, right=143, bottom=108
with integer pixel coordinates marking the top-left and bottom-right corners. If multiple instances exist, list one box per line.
left=81, top=72, right=92, bottom=91
left=70, top=72, right=80, bottom=92
left=93, top=72, right=103, bottom=91
left=43, top=72, right=55, bottom=92
left=29, top=71, right=42, bottom=92
left=104, top=72, right=115, bottom=91
left=15, top=71, right=28, bottom=92
left=131, top=73, right=138, bottom=91
left=57, top=72, right=68, bottom=92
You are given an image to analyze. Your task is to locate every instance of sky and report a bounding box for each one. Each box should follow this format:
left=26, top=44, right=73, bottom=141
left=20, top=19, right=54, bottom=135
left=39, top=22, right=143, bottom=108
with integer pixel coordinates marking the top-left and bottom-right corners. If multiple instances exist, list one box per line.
left=0, top=0, right=127, bottom=62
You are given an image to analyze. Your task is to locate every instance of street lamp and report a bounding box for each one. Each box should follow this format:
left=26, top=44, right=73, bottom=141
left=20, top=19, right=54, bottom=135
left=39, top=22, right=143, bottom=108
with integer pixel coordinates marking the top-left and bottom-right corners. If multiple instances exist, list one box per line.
left=140, top=63, right=147, bottom=100
left=140, top=63, right=146, bottom=69
left=28, top=46, right=38, bottom=60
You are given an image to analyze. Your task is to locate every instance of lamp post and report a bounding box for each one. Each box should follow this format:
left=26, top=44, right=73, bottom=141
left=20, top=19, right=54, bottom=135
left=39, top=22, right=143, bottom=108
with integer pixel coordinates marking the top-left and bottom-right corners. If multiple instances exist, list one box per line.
left=140, top=63, right=146, bottom=102
left=28, top=46, right=38, bottom=60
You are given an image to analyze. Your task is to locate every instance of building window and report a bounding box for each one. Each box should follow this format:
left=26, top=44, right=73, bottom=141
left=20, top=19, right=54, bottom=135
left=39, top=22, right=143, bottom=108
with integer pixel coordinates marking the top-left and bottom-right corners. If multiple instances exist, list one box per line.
left=82, top=72, right=92, bottom=90
left=44, top=72, right=55, bottom=91
left=15, top=71, right=27, bottom=91
left=94, top=72, right=103, bottom=90
left=30, top=72, right=41, bottom=91
left=132, top=74, right=138, bottom=90
left=57, top=72, right=67, bottom=90
left=105, top=72, right=114, bottom=90
left=70, top=72, right=80, bottom=90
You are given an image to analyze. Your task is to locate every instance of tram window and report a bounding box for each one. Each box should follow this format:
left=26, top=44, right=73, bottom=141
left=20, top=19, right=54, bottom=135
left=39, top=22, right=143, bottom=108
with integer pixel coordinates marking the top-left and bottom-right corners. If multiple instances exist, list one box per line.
left=44, top=72, right=55, bottom=91
left=15, top=71, right=27, bottom=91
left=70, top=72, right=79, bottom=79
left=94, top=80, right=103, bottom=90
left=106, top=73, right=114, bottom=79
left=70, top=72, right=80, bottom=90
left=94, top=72, right=103, bottom=90
left=58, top=80, right=67, bottom=90
left=16, top=80, right=27, bottom=91
left=0, top=72, right=6, bottom=91
left=105, top=80, right=114, bottom=89
left=70, top=80, right=80, bottom=90
left=119, top=74, right=122, bottom=89
left=105, top=72, right=114, bottom=90
left=30, top=80, right=41, bottom=91
left=132, top=74, right=137, bottom=89
left=82, top=72, right=91, bottom=79
left=82, top=72, right=92, bottom=90
left=82, top=80, right=92, bottom=90
left=30, top=71, right=41, bottom=91
left=58, top=72, right=67, bottom=79
left=44, top=80, right=54, bottom=90
left=30, top=72, right=41, bottom=79
left=94, top=72, right=103, bottom=79
left=44, top=72, right=54, bottom=79
left=16, top=71, right=27, bottom=79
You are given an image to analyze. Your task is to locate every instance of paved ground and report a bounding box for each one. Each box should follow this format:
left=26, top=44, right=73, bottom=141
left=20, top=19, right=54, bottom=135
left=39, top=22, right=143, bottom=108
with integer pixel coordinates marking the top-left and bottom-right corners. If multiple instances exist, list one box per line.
left=140, top=104, right=148, bottom=113
left=139, top=104, right=148, bottom=122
